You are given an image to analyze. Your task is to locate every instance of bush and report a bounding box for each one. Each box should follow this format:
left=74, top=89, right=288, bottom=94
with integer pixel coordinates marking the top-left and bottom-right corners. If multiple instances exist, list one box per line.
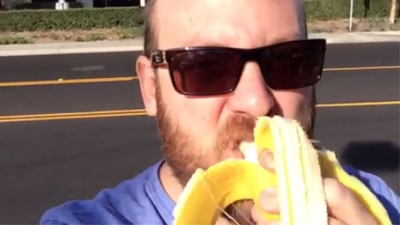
left=0, top=0, right=395, bottom=32
left=305, top=0, right=393, bottom=21
left=0, top=7, right=144, bottom=31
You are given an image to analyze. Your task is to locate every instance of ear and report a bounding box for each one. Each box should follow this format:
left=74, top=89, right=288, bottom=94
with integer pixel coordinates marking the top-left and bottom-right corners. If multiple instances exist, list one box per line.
left=136, top=55, right=157, bottom=116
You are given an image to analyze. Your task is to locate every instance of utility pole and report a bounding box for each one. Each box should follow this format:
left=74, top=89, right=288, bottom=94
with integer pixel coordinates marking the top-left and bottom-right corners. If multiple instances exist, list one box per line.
left=389, top=0, right=397, bottom=24
left=349, top=0, right=354, bottom=31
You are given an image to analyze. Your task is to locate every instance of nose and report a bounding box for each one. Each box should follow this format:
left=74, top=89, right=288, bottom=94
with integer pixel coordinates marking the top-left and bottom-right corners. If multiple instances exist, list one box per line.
left=225, top=62, right=274, bottom=117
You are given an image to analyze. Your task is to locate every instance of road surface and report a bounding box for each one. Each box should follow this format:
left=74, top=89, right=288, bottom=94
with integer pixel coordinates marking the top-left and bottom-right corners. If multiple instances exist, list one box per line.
left=0, top=42, right=399, bottom=223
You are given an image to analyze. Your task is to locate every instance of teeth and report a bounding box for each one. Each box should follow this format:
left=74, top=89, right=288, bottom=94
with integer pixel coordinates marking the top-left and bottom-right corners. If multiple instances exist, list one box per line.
left=239, top=141, right=255, bottom=155
left=239, top=141, right=258, bottom=164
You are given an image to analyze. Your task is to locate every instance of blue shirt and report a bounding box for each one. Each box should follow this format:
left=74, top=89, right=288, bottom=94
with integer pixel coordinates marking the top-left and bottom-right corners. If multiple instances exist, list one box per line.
left=40, top=160, right=400, bottom=225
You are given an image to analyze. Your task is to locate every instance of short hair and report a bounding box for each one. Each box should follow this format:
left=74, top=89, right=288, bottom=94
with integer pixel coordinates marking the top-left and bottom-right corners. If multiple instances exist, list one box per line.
left=142, top=0, right=157, bottom=57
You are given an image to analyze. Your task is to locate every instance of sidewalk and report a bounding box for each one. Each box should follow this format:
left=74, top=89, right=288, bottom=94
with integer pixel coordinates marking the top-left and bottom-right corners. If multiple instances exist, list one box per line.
left=0, top=31, right=399, bottom=57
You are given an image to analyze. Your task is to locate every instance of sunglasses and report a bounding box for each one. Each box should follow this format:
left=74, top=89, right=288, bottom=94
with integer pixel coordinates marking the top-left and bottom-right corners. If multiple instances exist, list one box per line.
left=150, top=39, right=326, bottom=96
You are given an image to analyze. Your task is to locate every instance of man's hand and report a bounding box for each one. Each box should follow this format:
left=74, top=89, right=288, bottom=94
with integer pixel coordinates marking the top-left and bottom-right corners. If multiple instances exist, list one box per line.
left=251, top=150, right=378, bottom=225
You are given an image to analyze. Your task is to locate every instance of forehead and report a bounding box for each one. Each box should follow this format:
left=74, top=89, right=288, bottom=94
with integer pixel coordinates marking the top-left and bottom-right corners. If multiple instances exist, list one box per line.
left=154, top=0, right=305, bottom=50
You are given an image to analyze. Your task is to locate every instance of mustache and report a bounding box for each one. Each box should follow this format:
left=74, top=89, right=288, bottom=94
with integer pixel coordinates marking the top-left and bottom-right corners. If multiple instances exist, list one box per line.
left=216, top=114, right=257, bottom=149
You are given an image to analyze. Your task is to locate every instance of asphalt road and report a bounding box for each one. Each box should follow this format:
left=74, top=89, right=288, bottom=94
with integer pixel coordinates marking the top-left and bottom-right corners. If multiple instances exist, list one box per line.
left=0, top=42, right=399, bottom=224
left=0, top=42, right=399, bottom=82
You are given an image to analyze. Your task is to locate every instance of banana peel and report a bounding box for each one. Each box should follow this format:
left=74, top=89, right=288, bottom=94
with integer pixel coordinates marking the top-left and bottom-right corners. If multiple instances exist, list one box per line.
left=172, top=116, right=392, bottom=225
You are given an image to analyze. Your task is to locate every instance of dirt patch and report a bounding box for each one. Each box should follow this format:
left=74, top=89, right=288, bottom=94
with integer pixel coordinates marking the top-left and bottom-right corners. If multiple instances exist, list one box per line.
left=0, top=27, right=143, bottom=44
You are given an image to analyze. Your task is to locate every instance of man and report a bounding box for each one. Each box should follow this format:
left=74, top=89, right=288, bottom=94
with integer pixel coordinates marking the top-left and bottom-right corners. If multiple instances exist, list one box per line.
left=40, top=0, right=400, bottom=224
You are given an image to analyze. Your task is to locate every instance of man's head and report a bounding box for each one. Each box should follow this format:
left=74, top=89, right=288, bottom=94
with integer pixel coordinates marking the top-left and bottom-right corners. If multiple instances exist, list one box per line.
left=137, top=0, right=324, bottom=187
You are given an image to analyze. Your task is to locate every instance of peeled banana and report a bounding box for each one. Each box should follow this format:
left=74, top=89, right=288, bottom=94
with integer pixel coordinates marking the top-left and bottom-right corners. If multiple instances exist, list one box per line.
left=172, top=116, right=392, bottom=225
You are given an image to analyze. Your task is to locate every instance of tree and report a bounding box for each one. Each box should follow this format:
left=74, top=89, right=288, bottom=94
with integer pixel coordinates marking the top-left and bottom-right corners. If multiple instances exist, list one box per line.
left=389, top=0, right=397, bottom=24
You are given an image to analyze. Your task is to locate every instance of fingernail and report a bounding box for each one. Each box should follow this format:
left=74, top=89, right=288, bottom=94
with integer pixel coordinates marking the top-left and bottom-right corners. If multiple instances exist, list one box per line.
left=258, top=150, right=274, bottom=171
left=265, top=188, right=276, bottom=195
left=264, top=153, right=273, bottom=165
left=258, top=150, right=268, bottom=162
left=260, top=188, right=276, bottom=200
left=259, top=188, right=278, bottom=213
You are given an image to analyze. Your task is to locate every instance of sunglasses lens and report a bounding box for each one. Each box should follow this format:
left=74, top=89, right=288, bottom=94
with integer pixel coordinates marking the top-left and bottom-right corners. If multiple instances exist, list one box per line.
left=169, top=50, right=242, bottom=95
left=261, top=41, right=324, bottom=90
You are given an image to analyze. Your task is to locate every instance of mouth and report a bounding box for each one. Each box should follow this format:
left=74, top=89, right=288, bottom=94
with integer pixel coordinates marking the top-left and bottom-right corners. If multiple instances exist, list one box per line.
left=239, top=141, right=255, bottom=155
left=223, top=141, right=243, bottom=160
left=239, top=141, right=258, bottom=164
left=224, top=140, right=256, bottom=161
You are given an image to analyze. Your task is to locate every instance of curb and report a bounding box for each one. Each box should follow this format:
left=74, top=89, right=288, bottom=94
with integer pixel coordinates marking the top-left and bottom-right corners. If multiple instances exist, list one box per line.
left=0, top=39, right=144, bottom=57
left=310, top=32, right=400, bottom=44
left=0, top=32, right=399, bottom=57
left=0, top=45, right=144, bottom=57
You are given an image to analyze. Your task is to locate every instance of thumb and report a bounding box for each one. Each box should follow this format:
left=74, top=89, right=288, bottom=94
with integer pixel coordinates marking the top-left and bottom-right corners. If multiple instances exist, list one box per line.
left=258, top=149, right=275, bottom=172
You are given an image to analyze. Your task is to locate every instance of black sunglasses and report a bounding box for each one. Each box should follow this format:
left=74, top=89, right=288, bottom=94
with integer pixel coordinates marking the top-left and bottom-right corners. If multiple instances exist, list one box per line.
left=150, top=39, right=326, bottom=96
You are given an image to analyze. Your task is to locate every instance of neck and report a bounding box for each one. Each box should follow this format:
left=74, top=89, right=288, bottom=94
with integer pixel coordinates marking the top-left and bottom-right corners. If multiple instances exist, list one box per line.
left=158, top=161, right=184, bottom=203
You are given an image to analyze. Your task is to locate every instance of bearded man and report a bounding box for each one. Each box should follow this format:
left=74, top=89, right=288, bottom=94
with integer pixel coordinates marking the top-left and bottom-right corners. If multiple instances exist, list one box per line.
left=40, top=0, right=400, bottom=224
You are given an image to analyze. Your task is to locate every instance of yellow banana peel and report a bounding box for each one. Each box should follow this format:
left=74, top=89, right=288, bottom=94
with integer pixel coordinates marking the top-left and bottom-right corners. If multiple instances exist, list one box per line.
left=172, top=116, right=392, bottom=225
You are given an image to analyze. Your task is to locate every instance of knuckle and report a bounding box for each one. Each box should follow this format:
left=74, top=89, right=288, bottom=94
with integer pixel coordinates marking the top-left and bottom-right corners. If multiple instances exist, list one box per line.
left=258, top=150, right=273, bottom=169
left=323, top=178, right=350, bottom=207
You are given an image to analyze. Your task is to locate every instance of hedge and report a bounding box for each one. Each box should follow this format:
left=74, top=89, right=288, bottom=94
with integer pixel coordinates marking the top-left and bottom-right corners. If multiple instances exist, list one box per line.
left=0, top=7, right=144, bottom=31
left=0, top=0, right=395, bottom=32
left=304, top=0, right=393, bottom=21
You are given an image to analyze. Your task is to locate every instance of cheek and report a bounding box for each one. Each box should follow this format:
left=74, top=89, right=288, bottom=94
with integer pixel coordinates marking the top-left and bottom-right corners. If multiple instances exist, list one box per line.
left=157, top=74, right=225, bottom=140
left=175, top=98, right=224, bottom=135
left=273, top=88, right=311, bottom=118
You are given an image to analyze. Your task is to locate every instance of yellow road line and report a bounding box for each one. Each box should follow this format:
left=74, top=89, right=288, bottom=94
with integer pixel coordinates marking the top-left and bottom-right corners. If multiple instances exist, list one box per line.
left=0, top=101, right=398, bottom=123
left=316, top=101, right=400, bottom=108
left=0, top=109, right=145, bottom=120
left=0, top=77, right=137, bottom=87
left=0, top=112, right=147, bottom=123
left=0, top=65, right=399, bottom=87
left=323, top=65, right=400, bottom=72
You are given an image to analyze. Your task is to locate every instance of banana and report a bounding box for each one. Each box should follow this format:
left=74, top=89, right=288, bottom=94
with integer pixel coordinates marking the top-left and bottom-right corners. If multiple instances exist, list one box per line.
left=172, top=116, right=392, bottom=225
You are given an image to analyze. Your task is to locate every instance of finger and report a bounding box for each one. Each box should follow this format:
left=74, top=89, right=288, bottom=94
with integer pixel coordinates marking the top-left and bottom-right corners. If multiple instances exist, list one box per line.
left=216, top=216, right=233, bottom=225
left=251, top=207, right=280, bottom=225
left=250, top=215, right=345, bottom=225
left=258, top=188, right=279, bottom=214
left=225, top=200, right=255, bottom=225
left=258, top=149, right=275, bottom=172
left=328, top=216, right=346, bottom=225
left=250, top=211, right=345, bottom=225
left=324, top=178, right=377, bottom=225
